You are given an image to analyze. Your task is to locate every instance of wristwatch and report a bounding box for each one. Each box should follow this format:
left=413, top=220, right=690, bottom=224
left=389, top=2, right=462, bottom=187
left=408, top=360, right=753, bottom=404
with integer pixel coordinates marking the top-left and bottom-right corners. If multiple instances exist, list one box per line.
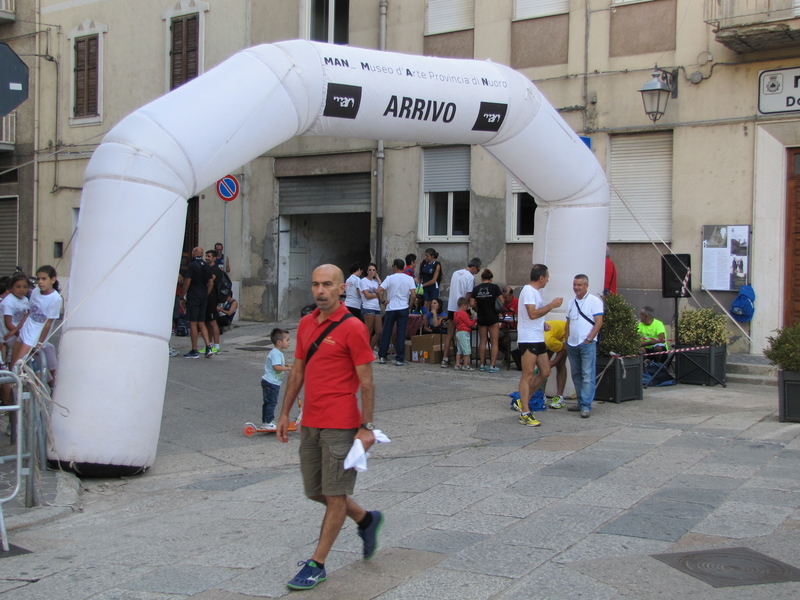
left=361, top=422, right=375, bottom=430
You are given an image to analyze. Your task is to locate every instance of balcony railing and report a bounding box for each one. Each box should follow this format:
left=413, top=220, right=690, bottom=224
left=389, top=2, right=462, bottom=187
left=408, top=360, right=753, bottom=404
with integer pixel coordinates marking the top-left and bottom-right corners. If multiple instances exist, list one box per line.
left=0, top=0, right=14, bottom=20
left=705, top=0, right=797, bottom=29
left=0, top=112, right=15, bottom=150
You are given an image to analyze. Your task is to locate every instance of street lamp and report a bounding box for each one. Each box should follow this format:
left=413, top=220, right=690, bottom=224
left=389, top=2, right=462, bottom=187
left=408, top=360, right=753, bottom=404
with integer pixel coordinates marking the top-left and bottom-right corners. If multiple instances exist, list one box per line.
left=639, top=66, right=678, bottom=123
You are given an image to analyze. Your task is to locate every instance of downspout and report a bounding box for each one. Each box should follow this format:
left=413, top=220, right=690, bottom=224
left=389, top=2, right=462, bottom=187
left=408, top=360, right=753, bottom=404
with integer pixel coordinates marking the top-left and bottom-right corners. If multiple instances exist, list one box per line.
left=582, top=0, right=590, bottom=133
left=375, top=0, right=387, bottom=273
left=32, top=10, right=42, bottom=272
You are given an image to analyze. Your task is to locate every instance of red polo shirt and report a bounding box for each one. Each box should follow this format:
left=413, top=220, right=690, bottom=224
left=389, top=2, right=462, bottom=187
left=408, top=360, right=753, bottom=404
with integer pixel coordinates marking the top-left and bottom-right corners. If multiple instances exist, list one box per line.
left=500, top=296, right=519, bottom=330
left=295, top=302, right=374, bottom=429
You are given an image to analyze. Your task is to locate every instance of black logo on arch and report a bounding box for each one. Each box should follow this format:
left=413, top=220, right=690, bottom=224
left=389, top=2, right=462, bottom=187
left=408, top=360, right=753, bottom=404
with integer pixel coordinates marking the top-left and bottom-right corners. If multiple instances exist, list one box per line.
left=472, top=102, right=508, bottom=132
left=323, top=83, right=362, bottom=119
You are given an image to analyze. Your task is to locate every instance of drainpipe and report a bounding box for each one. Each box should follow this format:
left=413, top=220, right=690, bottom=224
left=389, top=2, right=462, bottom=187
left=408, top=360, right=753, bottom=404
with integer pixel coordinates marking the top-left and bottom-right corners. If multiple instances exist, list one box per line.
left=375, top=0, right=387, bottom=274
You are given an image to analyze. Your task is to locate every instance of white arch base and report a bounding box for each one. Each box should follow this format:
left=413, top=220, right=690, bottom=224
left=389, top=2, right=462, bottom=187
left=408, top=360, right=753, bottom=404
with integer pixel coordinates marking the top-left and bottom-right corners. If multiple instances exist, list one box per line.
left=49, top=40, right=609, bottom=476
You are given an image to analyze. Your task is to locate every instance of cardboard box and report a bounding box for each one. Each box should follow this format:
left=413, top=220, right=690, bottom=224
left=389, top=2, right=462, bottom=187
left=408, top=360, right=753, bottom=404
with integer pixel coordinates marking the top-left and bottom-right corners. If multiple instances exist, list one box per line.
left=411, top=334, right=445, bottom=363
left=404, top=340, right=413, bottom=362
left=412, top=348, right=443, bottom=364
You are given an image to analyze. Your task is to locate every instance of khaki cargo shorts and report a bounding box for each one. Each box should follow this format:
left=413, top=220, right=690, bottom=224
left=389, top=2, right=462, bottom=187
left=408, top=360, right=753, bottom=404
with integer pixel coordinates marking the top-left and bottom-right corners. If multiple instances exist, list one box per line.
left=299, top=426, right=358, bottom=497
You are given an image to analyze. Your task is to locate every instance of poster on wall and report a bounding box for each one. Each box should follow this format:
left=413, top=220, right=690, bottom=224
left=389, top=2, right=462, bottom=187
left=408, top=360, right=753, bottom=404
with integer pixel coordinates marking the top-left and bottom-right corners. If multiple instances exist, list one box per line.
left=701, top=225, right=750, bottom=291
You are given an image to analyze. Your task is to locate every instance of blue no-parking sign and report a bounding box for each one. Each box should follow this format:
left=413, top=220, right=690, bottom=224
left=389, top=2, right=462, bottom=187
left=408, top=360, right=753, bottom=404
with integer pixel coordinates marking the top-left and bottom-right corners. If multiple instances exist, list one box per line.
left=216, top=175, right=239, bottom=202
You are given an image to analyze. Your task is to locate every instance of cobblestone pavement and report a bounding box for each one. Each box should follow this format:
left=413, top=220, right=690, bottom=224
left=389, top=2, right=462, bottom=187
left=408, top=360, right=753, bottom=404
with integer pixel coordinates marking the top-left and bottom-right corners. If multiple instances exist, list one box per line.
left=0, top=321, right=797, bottom=599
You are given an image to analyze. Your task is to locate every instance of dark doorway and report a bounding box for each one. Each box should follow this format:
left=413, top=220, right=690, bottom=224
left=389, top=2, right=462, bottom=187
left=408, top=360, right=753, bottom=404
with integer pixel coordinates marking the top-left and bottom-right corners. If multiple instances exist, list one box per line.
left=180, top=196, right=199, bottom=276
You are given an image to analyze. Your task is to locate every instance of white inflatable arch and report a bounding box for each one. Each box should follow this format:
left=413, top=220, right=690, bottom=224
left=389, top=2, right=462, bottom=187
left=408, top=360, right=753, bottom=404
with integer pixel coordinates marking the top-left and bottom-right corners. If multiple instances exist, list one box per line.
left=50, top=41, right=609, bottom=475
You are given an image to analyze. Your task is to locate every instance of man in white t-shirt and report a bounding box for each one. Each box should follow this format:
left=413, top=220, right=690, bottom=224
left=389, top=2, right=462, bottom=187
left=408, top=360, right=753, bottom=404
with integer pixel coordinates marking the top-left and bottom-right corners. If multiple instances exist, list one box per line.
left=441, top=257, right=482, bottom=367
left=515, top=264, right=563, bottom=427
left=377, top=258, right=416, bottom=366
left=564, top=274, right=604, bottom=418
left=345, top=263, right=364, bottom=319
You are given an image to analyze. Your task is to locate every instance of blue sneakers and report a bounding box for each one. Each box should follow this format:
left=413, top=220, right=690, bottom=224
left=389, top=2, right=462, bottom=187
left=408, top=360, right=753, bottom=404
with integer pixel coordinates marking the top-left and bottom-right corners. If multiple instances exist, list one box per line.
left=357, top=510, right=384, bottom=560
left=287, top=560, right=327, bottom=590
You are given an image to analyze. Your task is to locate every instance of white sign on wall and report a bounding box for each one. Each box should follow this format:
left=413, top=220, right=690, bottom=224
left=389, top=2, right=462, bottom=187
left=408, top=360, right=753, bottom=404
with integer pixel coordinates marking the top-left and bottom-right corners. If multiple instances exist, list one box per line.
left=759, top=67, right=800, bottom=114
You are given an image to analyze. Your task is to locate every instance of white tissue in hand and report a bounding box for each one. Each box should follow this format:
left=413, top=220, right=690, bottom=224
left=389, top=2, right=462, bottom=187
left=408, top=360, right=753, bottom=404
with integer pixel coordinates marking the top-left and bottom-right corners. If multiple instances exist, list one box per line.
left=343, top=429, right=391, bottom=472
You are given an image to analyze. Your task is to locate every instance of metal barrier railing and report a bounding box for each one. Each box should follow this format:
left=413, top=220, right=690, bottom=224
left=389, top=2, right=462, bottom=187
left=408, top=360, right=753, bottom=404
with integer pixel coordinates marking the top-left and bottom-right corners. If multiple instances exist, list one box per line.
left=0, top=369, right=24, bottom=552
left=0, top=349, right=51, bottom=552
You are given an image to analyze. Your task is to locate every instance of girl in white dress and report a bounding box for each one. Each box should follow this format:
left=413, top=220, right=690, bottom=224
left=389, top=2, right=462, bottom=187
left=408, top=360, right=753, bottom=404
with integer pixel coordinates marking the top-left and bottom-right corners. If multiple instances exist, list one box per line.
left=10, top=265, right=62, bottom=382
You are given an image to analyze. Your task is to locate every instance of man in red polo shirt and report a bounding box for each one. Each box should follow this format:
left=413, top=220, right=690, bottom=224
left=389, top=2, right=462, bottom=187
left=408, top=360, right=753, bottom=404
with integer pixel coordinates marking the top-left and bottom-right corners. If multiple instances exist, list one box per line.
left=277, top=264, right=382, bottom=591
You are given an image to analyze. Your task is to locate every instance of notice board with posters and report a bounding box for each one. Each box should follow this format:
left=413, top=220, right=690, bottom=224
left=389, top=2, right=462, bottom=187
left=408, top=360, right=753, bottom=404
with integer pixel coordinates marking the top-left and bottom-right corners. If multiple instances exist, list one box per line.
left=701, top=225, right=750, bottom=291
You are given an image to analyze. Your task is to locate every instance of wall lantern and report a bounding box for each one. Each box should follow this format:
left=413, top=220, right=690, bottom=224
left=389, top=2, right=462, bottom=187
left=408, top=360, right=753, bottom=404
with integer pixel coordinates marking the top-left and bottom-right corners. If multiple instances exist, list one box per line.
left=639, top=66, right=678, bottom=123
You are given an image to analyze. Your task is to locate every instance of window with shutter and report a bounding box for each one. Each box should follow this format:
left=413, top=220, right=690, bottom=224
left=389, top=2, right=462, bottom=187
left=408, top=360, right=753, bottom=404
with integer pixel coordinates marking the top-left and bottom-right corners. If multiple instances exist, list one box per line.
left=163, top=2, right=208, bottom=92
left=73, top=36, right=95, bottom=116
left=422, top=147, right=471, bottom=241
left=426, top=0, right=475, bottom=35
left=609, top=132, right=673, bottom=242
left=171, top=15, right=199, bottom=90
left=514, top=0, right=569, bottom=20
left=68, top=21, right=106, bottom=126
left=0, top=197, right=18, bottom=276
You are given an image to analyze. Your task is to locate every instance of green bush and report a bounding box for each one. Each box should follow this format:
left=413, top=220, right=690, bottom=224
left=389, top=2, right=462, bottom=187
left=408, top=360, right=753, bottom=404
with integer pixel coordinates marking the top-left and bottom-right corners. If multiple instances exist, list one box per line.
left=677, top=308, right=729, bottom=347
left=597, top=294, right=640, bottom=358
left=764, top=323, right=800, bottom=372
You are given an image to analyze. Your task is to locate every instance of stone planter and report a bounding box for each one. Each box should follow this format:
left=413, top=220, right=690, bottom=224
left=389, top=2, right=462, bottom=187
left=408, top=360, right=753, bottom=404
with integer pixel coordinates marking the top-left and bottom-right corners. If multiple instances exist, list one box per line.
left=595, top=355, right=643, bottom=404
left=675, top=344, right=727, bottom=387
left=779, top=370, right=800, bottom=423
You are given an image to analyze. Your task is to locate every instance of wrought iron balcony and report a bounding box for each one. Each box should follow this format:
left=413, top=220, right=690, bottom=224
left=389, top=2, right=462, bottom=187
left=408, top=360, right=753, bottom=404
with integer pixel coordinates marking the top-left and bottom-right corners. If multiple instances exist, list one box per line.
left=705, top=0, right=800, bottom=52
left=0, top=0, right=15, bottom=24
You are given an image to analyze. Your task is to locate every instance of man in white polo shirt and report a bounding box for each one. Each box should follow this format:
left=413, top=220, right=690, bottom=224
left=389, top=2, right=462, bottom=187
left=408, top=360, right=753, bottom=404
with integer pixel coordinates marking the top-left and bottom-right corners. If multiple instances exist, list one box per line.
left=441, top=257, right=482, bottom=367
left=377, top=258, right=416, bottom=366
left=564, top=274, right=604, bottom=418
left=516, top=264, right=563, bottom=427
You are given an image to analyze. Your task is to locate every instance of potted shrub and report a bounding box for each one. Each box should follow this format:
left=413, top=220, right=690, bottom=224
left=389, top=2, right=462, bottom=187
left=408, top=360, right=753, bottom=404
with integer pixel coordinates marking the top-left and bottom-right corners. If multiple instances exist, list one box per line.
left=675, top=308, right=728, bottom=386
left=595, top=294, right=643, bottom=404
left=764, top=323, right=800, bottom=423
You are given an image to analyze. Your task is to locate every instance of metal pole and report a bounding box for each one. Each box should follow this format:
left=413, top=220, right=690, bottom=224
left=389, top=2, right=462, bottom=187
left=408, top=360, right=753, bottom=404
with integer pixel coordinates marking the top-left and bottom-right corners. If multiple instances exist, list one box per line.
left=223, top=201, right=228, bottom=264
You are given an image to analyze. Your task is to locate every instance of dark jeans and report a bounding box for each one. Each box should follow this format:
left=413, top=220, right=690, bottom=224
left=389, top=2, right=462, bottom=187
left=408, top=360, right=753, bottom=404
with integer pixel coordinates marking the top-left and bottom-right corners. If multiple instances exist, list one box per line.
left=379, top=307, right=409, bottom=362
left=261, top=379, right=280, bottom=424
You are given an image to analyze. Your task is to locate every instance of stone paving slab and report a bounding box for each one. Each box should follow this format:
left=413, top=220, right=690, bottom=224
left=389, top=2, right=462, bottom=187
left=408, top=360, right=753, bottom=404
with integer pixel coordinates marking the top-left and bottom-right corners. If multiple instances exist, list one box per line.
left=395, top=528, right=488, bottom=554
left=649, top=485, right=731, bottom=506
left=495, top=504, right=622, bottom=550
left=375, top=567, right=513, bottom=600
left=562, top=481, right=656, bottom=510
left=553, top=532, right=672, bottom=564
left=120, top=565, right=240, bottom=596
left=0, top=323, right=798, bottom=599
left=441, top=541, right=556, bottom=578
left=691, top=500, right=795, bottom=538
left=598, top=511, right=702, bottom=542
left=495, top=562, right=621, bottom=600
left=630, top=498, right=715, bottom=520
left=509, top=474, right=592, bottom=498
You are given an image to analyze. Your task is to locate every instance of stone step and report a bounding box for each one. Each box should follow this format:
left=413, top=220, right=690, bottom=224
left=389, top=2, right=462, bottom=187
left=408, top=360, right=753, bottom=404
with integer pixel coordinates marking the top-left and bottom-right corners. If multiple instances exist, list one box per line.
left=726, top=372, right=778, bottom=387
left=726, top=362, right=777, bottom=377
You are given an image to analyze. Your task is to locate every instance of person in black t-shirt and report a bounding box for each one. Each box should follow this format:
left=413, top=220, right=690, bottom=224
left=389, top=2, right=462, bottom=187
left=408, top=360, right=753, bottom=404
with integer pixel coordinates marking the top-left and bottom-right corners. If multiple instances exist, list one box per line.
left=204, top=249, right=224, bottom=354
left=181, top=247, right=213, bottom=358
left=473, top=269, right=503, bottom=372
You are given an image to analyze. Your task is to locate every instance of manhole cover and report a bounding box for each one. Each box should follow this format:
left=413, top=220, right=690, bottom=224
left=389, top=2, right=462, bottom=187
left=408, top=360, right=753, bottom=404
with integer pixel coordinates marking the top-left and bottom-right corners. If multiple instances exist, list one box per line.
left=652, top=547, right=800, bottom=588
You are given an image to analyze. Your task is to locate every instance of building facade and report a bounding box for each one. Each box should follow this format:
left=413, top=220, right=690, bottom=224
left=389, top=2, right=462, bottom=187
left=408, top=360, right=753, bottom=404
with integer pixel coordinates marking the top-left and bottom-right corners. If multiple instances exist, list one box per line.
left=0, top=0, right=36, bottom=277
left=21, top=0, right=800, bottom=353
